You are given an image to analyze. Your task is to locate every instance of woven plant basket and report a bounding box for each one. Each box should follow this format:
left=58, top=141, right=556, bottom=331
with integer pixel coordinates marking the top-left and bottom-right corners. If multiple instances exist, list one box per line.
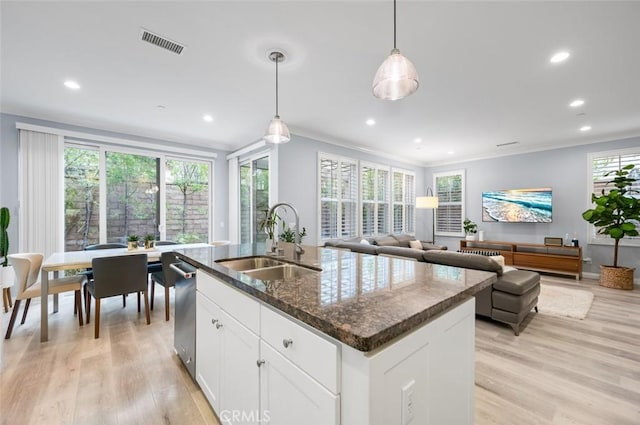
left=600, top=265, right=635, bottom=290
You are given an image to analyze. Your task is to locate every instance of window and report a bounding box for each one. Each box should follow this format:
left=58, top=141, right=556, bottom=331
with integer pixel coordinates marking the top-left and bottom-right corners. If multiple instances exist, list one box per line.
left=434, top=170, right=465, bottom=236
left=392, top=169, right=415, bottom=234
left=239, top=155, right=270, bottom=243
left=64, top=144, right=212, bottom=251
left=360, top=163, right=389, bottom=236
left=319, top=154, right=358, bottom=240
left=588, top=149, right=640, bottom=245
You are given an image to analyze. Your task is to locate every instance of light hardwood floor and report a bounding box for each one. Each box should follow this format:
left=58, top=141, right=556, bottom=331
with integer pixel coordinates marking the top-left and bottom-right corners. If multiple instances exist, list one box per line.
left=1, top=276, right=638, bottom=425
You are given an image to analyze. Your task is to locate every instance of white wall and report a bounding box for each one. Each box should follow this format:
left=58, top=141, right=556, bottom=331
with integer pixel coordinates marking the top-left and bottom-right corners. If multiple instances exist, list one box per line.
left=427, top=136, right=640, bottom=277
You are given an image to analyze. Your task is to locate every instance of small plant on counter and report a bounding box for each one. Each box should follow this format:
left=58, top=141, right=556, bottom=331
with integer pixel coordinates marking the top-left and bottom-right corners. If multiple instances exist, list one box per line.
left=259, top=210, right=282, bottom=241
left=127, top=234, right=139, bottom=250
left=0, top=207, right=10, bottom=267
left=144, top=234, right=155, bottom=249
left=279, top=225, right=307, bottom=243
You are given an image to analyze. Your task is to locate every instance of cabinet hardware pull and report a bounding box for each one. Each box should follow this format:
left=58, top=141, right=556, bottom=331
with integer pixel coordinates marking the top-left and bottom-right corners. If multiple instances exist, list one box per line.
left=216, top=322, right=223, bottom=329
left=256, top=359, right=265, bottom=367
left=211, top=318, right=218, bottom=325
left=283, top=338, right=293, bottom=348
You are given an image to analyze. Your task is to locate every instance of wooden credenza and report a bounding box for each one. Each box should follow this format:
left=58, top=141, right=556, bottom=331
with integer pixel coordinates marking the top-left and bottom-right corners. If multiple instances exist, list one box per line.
left=459, top=239, right=582, bottom=280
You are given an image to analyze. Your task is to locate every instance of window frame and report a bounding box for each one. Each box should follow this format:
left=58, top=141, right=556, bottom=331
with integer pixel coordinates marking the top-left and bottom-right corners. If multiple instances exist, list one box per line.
left=433, top=169, right=466, bottom=237
left=317, top=152, right=359, bottom=242
left=586, top=148, right=640, bottom=246
left=360, top=161, right=391, bottom=237
left=391, top=168, right=416, bottom=235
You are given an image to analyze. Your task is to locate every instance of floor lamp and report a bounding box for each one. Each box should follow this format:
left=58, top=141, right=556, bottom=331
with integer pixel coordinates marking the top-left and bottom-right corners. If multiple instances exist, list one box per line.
left=416, top=188, right=439, bottom=244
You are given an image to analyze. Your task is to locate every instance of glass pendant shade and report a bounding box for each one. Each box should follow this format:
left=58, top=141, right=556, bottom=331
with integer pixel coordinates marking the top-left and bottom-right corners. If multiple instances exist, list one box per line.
left=264, top=115, right=290, bottom=144
left=373, top=48, right=419, bottom=100
left=416, top=196, right=438, bottom=209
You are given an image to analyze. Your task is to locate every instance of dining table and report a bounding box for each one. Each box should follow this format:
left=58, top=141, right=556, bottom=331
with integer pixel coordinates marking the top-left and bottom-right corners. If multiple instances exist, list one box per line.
left=39, top=243, right=210, bottom=342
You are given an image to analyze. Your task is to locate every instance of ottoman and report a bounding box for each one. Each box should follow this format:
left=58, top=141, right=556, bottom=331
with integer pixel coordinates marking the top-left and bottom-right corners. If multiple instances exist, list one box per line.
left=491, top=269, right=540, bottom=335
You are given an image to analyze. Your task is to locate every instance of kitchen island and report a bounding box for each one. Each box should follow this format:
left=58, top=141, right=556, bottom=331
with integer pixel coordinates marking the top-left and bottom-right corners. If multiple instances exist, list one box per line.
left=173, top=243, right=496, bottom=425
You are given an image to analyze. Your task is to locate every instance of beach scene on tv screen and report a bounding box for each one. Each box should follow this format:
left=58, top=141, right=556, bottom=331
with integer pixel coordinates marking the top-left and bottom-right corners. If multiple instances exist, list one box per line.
left=482, top=188, right=552, bottom=223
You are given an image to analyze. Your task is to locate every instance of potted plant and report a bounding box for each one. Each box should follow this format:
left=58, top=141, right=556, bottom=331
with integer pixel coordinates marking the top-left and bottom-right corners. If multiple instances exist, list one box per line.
left=463, top=218, right=478, bottom=241
left=279, top=225, right=307, bottom=243
left=0, top=207, right=15, bottom=300
left=259, top=210, right=281, bottom=250
left=582, top=164, right=640, bottom=289
left=127, top=234, right=140, bottom=250
left=143, top=234, right=155, bottom=250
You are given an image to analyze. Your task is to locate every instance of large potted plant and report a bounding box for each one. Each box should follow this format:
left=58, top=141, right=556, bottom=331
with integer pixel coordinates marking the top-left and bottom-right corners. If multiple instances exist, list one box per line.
left=582, top=164, right=640, bottom=289
left=0, top=207, right=15, bottom=299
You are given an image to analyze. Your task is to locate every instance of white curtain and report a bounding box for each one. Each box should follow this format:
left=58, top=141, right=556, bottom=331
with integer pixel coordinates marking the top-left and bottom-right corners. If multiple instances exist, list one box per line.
left=18, top=130, right=64, bottom=257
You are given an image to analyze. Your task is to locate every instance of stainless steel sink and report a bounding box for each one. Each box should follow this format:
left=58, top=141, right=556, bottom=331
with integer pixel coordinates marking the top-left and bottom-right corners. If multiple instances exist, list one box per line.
left=243, top=264, right=319, bottom=282
left=217, top=257, right=286, bottom=272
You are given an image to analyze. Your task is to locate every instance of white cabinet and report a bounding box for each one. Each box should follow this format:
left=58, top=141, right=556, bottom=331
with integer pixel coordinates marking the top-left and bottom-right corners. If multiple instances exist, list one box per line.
left=259, top=341, right=340, bottom=425
left=196, top=291, right=260, bottom=425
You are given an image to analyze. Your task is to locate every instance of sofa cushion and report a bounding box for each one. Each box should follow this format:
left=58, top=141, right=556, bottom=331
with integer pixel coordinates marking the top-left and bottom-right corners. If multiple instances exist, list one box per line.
left=422, top=250, right=502, bottom=275
left=337, top=242, right=379, bottom=255
left=493, top=270, right=540, bottom=295
left=392, top=233, right=415, bottom=247
left=372, top=235, right=400, bottom=247
left=492, top=284, right=540, bottom=312
left=421, top=242, right=448, bottom=251
left=376, top=246, right=425, bottom=261
left=409, top=240, right=423, bottom=249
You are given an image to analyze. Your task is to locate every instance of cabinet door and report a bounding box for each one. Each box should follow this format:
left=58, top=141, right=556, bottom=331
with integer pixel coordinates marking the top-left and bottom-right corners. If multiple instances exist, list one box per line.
left=259, top=341, right=339, bottom=425
left=219, top=308, right=260, bottom=425
left=196, top=293, right=222, bottom=412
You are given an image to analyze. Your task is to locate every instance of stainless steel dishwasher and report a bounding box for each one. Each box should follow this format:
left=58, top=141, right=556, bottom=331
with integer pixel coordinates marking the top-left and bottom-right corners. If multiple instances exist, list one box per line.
left=167, top=256, right=197, bottom=380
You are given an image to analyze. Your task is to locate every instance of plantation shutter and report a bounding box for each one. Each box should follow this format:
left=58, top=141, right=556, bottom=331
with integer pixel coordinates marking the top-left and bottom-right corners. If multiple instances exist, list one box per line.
left=434, top=170, right=465, bottom=236
left=360, top=163, right=390, bottom=237
left=319, top=155, right=357, bottom=241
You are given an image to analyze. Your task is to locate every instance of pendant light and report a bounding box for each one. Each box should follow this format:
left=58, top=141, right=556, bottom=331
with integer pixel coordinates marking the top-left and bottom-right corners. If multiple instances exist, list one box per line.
left=264, top=51, right=290, bottom=144
left=372, top=0, right=419, bottom=100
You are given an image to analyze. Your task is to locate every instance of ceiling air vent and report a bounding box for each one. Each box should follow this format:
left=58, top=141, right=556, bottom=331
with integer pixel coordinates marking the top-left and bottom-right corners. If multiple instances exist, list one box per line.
left=139, top=28, right=185, bottom=55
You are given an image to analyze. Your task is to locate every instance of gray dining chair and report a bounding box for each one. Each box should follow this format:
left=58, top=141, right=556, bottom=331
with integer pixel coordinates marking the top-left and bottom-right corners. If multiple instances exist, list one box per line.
left=84, top=254, right=150, bottom=338
left=150, top=251, right=179, bottom=321
left=147, top=240, right=177, bottom=275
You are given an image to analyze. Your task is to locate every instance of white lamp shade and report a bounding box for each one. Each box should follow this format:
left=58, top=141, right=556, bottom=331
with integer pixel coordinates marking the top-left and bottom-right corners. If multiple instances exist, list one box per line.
left=416, top=196, right=438, bottom=209
left=372, top=48, right=419, bottom=100
left=264, top=115, right=290, bottom=144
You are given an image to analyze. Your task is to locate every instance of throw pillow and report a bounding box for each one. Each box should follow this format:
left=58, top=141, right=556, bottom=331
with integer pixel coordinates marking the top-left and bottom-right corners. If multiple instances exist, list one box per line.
left=409, top=240, right=422, bottom=249
left=360, top=239, right=370, bottom=245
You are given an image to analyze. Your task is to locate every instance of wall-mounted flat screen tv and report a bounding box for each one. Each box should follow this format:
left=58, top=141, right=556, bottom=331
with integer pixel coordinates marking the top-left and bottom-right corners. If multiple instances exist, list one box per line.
left=482, top=188, right=552, bottom=223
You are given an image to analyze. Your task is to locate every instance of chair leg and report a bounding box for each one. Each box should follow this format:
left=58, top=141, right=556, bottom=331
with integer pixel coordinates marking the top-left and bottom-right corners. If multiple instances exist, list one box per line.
left=4, top=299, right=21, bottom=339
left=2, top=288, right=8, bottom=313
left=150, top=281, right=156, bottom=310
left=94, top=298, right=101, bottom=339
left=164, top=286, right=170, bottom=321
left=86, top=290, right=91, bottom=324
left=534, top=306, right=539, bottom=313
left=122, top=294, right=126, bottom=308
left=143, top=290, right=150, bottom=325
left=75, top=290, right=84, bottom=327
left=137, top=292, right=141, bottom=313
left=20, top=298, right=31, bottom=325
left=7, top=289, right=12, bottom=309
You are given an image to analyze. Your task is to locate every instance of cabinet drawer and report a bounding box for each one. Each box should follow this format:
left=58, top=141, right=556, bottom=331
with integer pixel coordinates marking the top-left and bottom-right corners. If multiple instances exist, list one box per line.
left=261, top=305, right=339, bottom=394
left=197, top=270, right=260, bottom=334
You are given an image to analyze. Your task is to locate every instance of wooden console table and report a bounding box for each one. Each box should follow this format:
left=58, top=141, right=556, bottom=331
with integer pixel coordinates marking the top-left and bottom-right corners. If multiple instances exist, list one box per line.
left=459, top=239, right=582, bottom=280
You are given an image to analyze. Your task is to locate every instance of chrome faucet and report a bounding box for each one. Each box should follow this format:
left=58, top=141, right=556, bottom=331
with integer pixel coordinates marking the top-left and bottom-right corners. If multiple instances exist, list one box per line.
left=266, top=202, right=305, bottom=261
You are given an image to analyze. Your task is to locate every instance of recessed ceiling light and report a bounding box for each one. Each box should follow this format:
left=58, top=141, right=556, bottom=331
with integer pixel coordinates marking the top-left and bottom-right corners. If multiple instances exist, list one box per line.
left=550, top=51, right=570, bottom=63
left=64, top=80, right=81, bottom=90
left=570, top=99, right=585, bottom=108
left=366, top=118, right=376, bottom=126
left=414, top=138, right=422, bottom=143
left=203, top=114, right=213, bottom=123
left=580, top=125, right=592, bottom=132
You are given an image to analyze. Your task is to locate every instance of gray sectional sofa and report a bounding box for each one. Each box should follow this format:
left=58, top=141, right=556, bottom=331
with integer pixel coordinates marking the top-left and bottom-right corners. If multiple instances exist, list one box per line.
left=323, top=239, right=540, bottom=335
left=323, top=233, right=448, bottom=260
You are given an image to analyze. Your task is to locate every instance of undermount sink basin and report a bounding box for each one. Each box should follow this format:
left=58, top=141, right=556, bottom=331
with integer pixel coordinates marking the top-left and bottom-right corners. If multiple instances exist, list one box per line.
left=217, top=257, right=286, bottom=272
left=243, top=264, right=319, bottom=282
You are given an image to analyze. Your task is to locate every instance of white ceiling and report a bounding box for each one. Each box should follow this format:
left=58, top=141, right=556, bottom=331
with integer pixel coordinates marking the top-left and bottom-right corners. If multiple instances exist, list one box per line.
left=2, top=1, right=639, bottom=165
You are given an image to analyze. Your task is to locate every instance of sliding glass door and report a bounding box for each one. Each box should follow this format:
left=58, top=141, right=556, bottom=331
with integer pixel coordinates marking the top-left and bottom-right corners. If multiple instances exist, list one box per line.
left=239, top=155, right=270, bottom=243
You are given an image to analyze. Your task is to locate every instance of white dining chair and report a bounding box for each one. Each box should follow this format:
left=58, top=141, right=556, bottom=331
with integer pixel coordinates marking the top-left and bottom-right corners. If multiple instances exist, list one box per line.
left=4, top=253, right=87, bottom=339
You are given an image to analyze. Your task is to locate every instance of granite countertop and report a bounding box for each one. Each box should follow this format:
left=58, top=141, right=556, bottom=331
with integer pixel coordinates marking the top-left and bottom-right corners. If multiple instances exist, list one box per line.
left=174, top=243, right=496, bottom=352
